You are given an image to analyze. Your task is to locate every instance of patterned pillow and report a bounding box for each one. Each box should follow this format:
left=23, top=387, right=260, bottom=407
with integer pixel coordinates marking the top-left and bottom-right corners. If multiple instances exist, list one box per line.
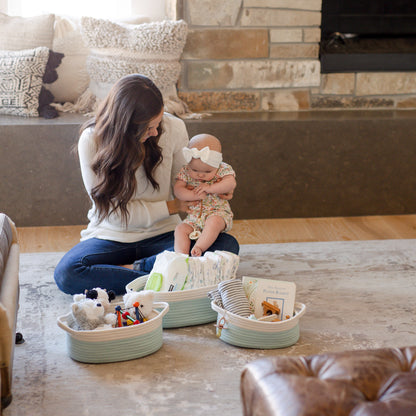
left=0, top=13, right=62, bottom=118
left=57, top=17, right=190, bottom=116
left=0, top=47, right=51, bottom=117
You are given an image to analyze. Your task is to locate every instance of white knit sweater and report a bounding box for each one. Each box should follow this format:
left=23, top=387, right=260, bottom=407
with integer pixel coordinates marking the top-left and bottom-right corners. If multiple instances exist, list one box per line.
left=78, top=113, right=189, bottom=243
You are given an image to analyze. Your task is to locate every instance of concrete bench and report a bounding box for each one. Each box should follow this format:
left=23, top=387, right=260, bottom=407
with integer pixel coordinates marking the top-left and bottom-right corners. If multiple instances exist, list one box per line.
left=1, top=110, right=416, bottom=226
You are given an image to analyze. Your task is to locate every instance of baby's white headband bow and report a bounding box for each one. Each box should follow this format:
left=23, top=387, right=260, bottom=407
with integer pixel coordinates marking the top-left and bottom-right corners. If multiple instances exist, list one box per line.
left=182, top=146, right=223, bottom=168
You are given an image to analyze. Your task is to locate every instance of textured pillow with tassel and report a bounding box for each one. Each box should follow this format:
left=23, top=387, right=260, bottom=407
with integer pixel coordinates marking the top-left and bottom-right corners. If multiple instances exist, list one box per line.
left=0, top=47, right=63, bottom=118
left=56, top=17, right=190, bottom=117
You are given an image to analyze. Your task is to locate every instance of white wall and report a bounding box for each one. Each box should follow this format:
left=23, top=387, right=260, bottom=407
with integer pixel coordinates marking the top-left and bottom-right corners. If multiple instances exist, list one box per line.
left=0, top=0, right=9, bottom=13
left=131, top=0, right=167, bottom=20
left=4, top=0, right=167, bottom=19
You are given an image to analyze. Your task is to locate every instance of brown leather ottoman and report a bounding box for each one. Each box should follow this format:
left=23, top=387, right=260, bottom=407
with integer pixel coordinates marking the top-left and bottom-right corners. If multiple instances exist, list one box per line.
left=241, top=346, right=416, bottom=416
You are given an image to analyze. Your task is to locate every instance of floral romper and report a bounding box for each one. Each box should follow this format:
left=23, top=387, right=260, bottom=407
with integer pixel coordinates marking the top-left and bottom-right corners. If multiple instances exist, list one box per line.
left=176, top=162, right=235, bottom=233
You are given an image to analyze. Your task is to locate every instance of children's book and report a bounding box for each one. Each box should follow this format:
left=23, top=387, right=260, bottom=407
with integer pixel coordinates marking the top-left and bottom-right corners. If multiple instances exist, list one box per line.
left=242, top=276, right=296, bottom=321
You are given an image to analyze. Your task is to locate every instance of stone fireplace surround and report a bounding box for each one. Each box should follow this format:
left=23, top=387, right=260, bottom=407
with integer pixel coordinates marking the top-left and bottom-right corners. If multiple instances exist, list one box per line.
left=173, top=0, right=416, bottom=113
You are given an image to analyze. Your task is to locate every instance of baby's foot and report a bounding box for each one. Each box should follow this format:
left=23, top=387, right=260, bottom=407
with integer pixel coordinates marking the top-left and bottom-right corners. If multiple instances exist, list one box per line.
left=191, top=245, right=203, bottom=257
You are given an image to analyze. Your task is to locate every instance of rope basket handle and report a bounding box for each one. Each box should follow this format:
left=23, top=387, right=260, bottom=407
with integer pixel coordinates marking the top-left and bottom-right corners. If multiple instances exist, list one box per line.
left=153, top=301, right=170, bottom=318
left=214, top=312, right=229, bottom=337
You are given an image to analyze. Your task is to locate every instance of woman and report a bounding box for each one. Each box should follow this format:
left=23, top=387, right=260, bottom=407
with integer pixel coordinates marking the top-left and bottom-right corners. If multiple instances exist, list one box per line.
left=54, top=74, right=239, bottom=295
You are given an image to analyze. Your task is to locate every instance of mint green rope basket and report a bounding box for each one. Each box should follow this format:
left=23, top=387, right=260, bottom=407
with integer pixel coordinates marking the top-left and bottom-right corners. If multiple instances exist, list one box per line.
left=57, top=301, right=169, bottom=363
left=126, top=276, right=217, bottom=328
left=211, top=301, right=306, bottom=349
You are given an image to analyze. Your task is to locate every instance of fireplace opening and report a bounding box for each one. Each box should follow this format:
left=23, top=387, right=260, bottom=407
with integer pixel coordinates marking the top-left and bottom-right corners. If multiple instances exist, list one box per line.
left=320, top=1, right=416, bottom=73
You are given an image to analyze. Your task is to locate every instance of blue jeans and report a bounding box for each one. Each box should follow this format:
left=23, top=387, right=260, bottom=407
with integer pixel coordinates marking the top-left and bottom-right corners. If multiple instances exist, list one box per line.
left=54, top=231, right=239, bottom=295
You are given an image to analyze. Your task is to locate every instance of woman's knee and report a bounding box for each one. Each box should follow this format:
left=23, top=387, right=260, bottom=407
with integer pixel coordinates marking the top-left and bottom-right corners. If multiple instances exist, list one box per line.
left=212, top=232, right=240, bottom=254
left=54, top=260, right=71, bottom=294
left=53, top=252, right=85, bottom=295
left=224, top=233, right=240, bottom=254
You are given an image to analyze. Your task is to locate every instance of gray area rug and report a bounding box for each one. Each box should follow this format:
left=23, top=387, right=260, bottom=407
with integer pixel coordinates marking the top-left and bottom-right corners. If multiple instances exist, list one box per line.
left=5, top=240, right=416, bottom=416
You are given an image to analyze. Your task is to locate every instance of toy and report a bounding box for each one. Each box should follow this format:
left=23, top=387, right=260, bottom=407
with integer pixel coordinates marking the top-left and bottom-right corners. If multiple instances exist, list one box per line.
left=114, top=304, right=146, bottom=327
left=114, top=305, right=140, bottom=327
left=122, top=311, right=139, bottom=325
left=70, top=298, right=117, bottom=331
left=86, top=287, right=116, bottom=308
left=261, top=300, right=281, bottom=317
left=73, top=287, right=116, bottom=310
left=115, top=305, right=123, bottom=327
left=123, top=290, right=155, bottom=322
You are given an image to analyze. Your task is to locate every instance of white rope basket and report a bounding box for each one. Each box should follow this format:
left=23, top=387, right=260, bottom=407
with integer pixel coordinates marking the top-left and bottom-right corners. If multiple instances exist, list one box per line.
left=57, top=301, right=169, bottom=363
left=211, top=301, right=306, bottom=349
left=126, top=275, right=218, bottom=328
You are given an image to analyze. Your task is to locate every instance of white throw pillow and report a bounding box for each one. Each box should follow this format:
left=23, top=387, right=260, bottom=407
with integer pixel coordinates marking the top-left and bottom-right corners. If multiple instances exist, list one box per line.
left=46, top=16, right=90, bottom=103
left=48, top=15, right=152, bottom=104
left=0, top=13, right=55, bottom=50
left=0, top=47, right=50, bottom=117
left=59, top=17, right=190, bottom=116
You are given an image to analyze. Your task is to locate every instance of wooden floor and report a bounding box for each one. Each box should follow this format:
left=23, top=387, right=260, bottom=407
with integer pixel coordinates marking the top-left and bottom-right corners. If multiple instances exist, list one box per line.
left=17, top=214, right=416, bottom=253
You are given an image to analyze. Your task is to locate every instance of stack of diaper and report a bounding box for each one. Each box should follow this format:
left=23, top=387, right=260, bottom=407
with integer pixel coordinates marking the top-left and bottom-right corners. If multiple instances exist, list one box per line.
left=145, top=250, right=240, bottom=292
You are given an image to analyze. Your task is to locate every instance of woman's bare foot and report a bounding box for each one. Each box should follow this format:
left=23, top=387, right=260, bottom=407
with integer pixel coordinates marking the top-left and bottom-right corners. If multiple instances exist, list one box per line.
left=120, top=264, right=133, bottom=269
left=191, top=245, right=203, bottom=257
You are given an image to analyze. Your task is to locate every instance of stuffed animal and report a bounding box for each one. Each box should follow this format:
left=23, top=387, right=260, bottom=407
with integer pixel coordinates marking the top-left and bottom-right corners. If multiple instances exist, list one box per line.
left=70, top=298, right=117, bottom=331
left=123, top=290, right=155, bottom=322
left=73, top=287, right=116, bottom=310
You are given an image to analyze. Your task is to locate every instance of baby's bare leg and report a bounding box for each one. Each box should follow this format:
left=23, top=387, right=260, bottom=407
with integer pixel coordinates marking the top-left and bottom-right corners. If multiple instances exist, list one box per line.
left=191, top=215, right=226, bottom=257
left=174, top=222, right=194, bottom=254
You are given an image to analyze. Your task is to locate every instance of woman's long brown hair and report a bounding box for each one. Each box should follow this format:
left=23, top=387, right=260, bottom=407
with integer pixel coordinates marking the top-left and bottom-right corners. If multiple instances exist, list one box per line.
left=80, top=74, right=164, bottom=226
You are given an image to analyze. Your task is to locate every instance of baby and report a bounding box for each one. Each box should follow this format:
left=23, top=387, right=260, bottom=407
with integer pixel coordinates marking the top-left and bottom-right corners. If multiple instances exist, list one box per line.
left=174, top=133, right=237, bottom=257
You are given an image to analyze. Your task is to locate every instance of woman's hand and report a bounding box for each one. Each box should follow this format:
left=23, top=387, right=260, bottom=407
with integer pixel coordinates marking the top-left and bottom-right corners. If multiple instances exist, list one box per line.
left=167, top=198, right=191, bottom=215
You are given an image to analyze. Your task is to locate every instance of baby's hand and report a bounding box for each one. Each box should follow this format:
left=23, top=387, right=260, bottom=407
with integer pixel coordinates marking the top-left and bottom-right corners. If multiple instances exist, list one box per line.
left=194, top=183, right=210, bottom=196
left=218, top=191, right=234, bottom=200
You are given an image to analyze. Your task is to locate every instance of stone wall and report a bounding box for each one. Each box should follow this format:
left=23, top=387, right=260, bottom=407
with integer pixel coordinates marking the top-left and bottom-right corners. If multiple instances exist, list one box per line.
left=169, top=0, right=416, bottom=112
